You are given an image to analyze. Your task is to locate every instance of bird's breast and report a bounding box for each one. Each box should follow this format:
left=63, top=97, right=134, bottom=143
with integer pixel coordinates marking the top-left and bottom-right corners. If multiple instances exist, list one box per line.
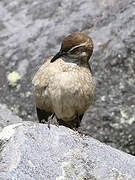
left=33, top=57, right=94, bottom=120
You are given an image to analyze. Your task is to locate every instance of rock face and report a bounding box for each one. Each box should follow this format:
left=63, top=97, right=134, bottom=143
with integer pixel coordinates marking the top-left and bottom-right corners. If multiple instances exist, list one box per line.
left=0, top=122, right=135, bottom=180
left=0, top=0, right=135, bottom=154
left=0, top=104, right=22, bottom=132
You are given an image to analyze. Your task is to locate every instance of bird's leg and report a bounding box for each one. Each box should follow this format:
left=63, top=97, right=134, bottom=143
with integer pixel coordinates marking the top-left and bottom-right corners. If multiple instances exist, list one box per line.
left=48, top=113, right=59, bottom=129
left=51, top=113, right=55, bottom=119
left=48, top=113, right=55, bottom=129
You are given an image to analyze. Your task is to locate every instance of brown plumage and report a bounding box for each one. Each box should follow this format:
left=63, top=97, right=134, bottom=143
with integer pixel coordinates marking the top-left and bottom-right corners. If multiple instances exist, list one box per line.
left=32, top=32, right=94, bottom=128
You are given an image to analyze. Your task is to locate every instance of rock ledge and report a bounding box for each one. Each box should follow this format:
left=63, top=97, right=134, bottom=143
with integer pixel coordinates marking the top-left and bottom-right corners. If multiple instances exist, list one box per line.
left=0, top=122, right=135, bottom=179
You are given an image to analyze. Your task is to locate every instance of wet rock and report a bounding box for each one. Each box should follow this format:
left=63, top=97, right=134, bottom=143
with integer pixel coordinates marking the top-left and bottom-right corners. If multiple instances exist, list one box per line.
left=0, top=0, right=135, bottom=154
left=0, top=122, right=135, bottom=179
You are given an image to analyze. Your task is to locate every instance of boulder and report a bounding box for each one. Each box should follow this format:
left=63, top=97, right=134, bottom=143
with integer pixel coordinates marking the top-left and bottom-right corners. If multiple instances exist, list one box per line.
left=0, top=122, right=135, bottom=179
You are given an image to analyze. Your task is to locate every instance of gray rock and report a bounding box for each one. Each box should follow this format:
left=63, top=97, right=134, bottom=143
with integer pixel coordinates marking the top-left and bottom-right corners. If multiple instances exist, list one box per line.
left=0, top=104, right=22, bottom=131
left=0, top=122, right=135, bottom=180
left=17, top=59, right=29, bottom=77
left=0, top=0, right=135, bottom=154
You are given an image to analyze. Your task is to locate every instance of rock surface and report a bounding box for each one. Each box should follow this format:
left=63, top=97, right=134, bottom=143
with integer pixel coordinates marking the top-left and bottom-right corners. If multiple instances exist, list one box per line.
left=0, top=104, right=22, bottom=131
left=0, top=0, right=135, bottom=154
left=0, top=122, right=135, bottom=180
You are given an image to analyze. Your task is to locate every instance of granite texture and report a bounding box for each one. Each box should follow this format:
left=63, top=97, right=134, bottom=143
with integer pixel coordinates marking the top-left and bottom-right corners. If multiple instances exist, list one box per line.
left=0, top=122, right=135, bottom=179
left=0, top=104, right=22, bottom=132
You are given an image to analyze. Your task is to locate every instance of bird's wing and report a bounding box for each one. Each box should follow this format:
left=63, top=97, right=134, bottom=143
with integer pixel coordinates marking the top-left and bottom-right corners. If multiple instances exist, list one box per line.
left=32, top=57, right=63, bottom=89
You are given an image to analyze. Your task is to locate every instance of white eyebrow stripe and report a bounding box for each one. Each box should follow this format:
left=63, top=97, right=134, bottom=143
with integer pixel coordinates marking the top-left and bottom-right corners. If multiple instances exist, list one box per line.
left=68, top=42, right=87, bottom=52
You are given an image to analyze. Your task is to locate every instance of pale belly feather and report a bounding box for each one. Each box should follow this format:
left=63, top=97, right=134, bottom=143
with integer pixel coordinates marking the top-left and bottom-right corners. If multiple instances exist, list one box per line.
left=33, top=58, right=94, bottom=121
left=48, top=71, right=94, bottom=120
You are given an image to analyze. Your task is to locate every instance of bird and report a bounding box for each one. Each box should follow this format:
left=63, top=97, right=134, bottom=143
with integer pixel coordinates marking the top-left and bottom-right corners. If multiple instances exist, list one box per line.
left=32, top=32, right=94, bottom=129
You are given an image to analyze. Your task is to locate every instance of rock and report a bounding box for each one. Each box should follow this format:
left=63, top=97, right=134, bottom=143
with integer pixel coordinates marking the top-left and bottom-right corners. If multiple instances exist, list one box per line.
left=17, top=59, right=29, bottom=77
left=0, top=122, right=135, bottom=179
left=0, top=0, right=135, bottom=154
left=0, top=104, right=22, bottom=131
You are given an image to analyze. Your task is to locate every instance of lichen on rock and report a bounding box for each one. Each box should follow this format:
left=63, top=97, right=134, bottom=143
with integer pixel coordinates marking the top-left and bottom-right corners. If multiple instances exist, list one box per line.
left=7, top=71, right=21, bottom=87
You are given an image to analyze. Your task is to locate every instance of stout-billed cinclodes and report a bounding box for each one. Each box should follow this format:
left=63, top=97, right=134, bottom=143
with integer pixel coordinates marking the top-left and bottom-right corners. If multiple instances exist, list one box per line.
left=32, top=32, right=94, bottom=128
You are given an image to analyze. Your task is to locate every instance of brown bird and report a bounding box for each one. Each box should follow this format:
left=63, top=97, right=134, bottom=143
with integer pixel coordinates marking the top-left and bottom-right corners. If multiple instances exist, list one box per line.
left=32, top=32, right=94, bottom=128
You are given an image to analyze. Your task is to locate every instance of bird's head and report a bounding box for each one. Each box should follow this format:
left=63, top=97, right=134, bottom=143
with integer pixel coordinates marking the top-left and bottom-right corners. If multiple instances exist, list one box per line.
left=50, top=32, right=93, bottom=63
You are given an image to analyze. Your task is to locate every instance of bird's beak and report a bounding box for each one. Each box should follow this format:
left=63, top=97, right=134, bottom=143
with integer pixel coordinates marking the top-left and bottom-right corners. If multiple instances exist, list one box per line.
left=50, top=50, right=63, bottom=63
